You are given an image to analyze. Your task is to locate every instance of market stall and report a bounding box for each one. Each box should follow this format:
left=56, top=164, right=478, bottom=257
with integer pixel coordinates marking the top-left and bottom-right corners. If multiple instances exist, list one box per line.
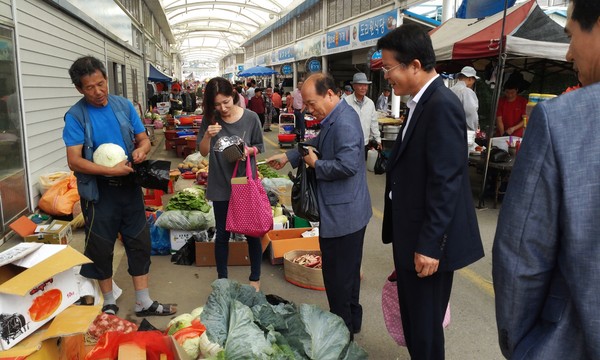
left=429, top=0, right=574, bottom=207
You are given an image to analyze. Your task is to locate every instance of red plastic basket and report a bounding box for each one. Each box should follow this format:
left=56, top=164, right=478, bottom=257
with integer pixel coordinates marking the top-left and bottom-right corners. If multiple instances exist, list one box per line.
left=278, top=134, right=296, bottom=142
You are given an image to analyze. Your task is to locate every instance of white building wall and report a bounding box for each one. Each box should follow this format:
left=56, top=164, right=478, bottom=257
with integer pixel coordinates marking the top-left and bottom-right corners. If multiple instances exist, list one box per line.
left=0, top=0, right=12, bottom=25
left=15, top=0, right=143, bottom=206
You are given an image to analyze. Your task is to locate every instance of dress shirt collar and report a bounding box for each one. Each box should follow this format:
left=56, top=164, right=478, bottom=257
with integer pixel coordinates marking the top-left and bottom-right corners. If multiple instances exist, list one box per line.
left=404, top=74, right=439, bottom=139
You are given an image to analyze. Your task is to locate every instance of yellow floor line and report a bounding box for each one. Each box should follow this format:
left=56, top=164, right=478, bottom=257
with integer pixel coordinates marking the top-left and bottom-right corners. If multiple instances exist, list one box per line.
left=263, top=134, right=288, bottom=153
left=263, top=131, right=495, bottom=299
left=371, top=205, right=494, bottom=298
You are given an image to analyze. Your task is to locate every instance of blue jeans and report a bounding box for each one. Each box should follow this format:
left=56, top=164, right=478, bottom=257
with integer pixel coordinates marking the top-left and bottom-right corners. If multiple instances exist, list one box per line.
left=212, top=201, right=262, bottom=281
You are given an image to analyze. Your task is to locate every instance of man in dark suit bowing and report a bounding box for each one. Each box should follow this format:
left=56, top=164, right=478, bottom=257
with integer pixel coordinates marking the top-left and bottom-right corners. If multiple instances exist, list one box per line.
left=377, top=24, right=484, bottom=359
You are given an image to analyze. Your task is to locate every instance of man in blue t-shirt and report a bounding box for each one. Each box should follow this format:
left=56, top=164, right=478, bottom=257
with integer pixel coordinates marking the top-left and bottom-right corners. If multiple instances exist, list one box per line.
left=63, top=56, right=176, bottom=317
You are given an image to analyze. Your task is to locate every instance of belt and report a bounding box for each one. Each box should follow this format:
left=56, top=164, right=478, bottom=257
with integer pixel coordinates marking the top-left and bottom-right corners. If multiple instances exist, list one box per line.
left=97, top=176, right=132, bottom=187
left=294, top=108, right=302, bottom=111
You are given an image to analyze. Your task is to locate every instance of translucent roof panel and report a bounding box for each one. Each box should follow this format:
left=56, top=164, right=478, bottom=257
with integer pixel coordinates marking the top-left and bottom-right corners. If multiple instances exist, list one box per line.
left=161, top=0, right=295, bottom=64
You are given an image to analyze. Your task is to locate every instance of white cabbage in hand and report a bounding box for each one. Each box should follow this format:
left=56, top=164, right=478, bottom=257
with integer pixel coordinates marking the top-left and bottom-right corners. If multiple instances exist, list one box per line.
left=93, top=143, right=127, bottom=167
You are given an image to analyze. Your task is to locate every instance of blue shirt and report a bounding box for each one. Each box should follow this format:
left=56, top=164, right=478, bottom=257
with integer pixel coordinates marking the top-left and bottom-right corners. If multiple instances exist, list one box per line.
left=63, top=100, right=145, bottom=156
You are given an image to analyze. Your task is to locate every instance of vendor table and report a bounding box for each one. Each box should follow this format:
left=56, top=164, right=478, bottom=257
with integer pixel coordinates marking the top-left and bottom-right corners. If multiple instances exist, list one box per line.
left=469, top=153, right=514, bottom=208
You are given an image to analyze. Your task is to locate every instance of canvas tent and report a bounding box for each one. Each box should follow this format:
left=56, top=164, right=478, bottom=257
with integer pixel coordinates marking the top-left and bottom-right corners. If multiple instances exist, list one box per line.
left=148, top=64, right=173, bottom=83
left=430, top=0, right=569, bottom=63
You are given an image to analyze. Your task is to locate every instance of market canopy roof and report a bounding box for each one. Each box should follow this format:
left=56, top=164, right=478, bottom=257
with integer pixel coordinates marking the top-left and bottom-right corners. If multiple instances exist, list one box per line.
left=148, top=63, right=173, bottom=82
left=161, top=0, right=294, bottom=65
left=429, top=0, right=570, bottom=62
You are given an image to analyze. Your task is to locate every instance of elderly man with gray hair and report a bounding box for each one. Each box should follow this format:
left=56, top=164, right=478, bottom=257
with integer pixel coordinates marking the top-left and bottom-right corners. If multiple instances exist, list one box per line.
left=345, top=72, right=381, bottom=155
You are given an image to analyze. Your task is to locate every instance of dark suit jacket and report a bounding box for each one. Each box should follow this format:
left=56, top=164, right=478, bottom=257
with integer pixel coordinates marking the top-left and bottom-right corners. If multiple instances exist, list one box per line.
left=382, top=76, right=484, bottom=271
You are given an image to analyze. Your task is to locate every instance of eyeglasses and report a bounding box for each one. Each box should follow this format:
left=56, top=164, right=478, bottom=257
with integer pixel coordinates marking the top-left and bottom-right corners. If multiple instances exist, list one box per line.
left=382, top=63, right=402, bottom=75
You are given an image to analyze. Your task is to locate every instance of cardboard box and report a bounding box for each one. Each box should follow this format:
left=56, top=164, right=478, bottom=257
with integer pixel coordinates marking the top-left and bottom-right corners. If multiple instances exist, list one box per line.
left=170, top=230, right=193, bottom=252
left=0, top=243, right=91, bottom=350
left=195, top=241, right=251, bottom=267
left=26, top=221, right=73, bottom=245
left=9, top=217, right=73, bottom=245
left=261, top=228, right=320, bottom=265
left=0, top=305, right=100, bottom=359
left=283, top=250, right=325, bottom=291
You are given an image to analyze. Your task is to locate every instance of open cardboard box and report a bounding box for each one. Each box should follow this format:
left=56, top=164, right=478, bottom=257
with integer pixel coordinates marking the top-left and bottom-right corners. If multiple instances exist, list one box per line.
left=0, top=243, right=91, bottom=350
left=0, top=305, right=101, bottom=359
left=9, top=216, right=73, bottom=245
left=196, top=240, right=268, bottom=267
left=261, top=228, right=320, bottom=265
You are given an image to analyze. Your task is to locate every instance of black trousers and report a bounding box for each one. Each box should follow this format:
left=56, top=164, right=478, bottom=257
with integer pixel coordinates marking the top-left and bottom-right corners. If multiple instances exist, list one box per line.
left=396, top=268, right=454, bottom=360
left=319, top=226, right=366, bottom=336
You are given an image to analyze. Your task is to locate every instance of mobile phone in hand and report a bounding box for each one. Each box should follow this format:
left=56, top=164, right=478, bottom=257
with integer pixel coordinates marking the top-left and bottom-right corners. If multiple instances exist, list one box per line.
left=302, top=145, right=320, bottom=157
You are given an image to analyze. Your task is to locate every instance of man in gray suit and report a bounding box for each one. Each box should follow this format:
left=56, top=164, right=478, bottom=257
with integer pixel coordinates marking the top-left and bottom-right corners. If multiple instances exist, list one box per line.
left=266, top=73, right=372, bottom=337
left=493, top=1, right=600, bottom=358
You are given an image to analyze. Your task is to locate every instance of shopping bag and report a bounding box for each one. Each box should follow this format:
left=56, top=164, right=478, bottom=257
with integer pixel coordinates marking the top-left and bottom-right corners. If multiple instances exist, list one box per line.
left=133, top=160, right=171, bottom=192
left=381, top=270, right=451, bottom=346
left=225, top=149, right=273, bottom=237
left=291, top=157, right=319, bottom=222
left=374, top=150, right=388, bottom=175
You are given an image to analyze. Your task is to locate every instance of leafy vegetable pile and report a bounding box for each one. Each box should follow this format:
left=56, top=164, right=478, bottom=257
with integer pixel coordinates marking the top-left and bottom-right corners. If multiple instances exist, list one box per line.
left=165, top=186, right=211, bottom=212
left=258, top=163, right=287, bottom=179
left=201, top=279, right=367, bottom=360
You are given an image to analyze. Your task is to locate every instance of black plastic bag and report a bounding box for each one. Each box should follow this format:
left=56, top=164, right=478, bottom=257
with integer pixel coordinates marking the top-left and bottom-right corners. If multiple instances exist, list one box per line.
left=170, top=237, right=196, bottom=265
left=374, top=150, right=388, bottom=175
left=291, top=157, right=319, bottom=222
left=138, top=319, right=159, bottom=331
left=133, top=160, right=171, bottom=192
left=489, top=147, right=510, bottom=163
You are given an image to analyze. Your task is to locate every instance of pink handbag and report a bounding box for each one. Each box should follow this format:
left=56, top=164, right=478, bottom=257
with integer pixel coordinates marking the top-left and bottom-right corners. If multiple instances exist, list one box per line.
left=381, top=270, right=451, bottom=346
left=225, top=149, right=273, bottom=238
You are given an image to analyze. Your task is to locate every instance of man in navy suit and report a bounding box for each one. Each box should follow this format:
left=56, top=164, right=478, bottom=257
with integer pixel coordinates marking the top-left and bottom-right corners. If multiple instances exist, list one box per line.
left=493, top=1, right=600, bottom=358
left=377, top=24, right=484, bottom=359
left=266, top=73, right=372, bottom=337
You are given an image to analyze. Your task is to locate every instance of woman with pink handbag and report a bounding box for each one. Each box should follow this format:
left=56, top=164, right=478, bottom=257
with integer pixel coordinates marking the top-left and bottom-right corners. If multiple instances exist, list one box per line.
left=197, top=77, right=265, bottom=291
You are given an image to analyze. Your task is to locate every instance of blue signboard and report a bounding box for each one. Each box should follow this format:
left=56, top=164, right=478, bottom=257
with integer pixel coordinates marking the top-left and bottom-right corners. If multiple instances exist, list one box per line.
left=306, top=59, right=321, bottom=73
left=326, top=26, right=351, bottom=49
left=281, top=64, right=293, bottom=75
left=358, top=10, right=397, bottom=42
left=278, top=46, right=295, bottom=61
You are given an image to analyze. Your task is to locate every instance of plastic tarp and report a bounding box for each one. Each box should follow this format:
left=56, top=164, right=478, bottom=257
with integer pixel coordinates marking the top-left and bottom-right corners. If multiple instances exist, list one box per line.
left=148, top=64, right=172, bottom=82
left=429, top=0, right=569, bottom=62
left=456, top=0, right=517, bottom=19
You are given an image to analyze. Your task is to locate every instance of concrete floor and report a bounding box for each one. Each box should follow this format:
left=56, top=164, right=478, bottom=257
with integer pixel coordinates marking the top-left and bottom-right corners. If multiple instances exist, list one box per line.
left=2, top=126, right=505, bottom=359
